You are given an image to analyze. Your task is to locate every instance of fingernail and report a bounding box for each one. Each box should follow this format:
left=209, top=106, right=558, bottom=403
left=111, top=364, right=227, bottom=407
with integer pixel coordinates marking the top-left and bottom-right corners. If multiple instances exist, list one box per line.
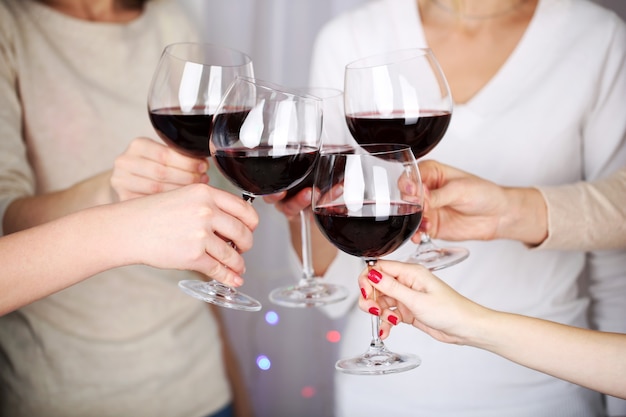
left=368, top=307, right=380, bottom=316
left=360, top=287, right=367, bottom=299
left=379, top=329, right=384, bottom=337
left=367, top=269, right=382, bottom=284
left=388, top=315, right=398, bottom=325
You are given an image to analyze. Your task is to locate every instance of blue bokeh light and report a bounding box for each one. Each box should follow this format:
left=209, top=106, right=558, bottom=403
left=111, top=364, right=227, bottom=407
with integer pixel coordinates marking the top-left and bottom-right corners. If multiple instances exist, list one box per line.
left=256, top=355, right=271, bottom=370
left=265, top=310, right=279, bottom=325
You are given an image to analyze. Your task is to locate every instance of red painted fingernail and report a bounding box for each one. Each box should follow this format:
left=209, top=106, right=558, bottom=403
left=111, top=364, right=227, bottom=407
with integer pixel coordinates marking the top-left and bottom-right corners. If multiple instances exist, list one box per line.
left=379, top=329, right=384, bottom=337
left=368, top=269, right=382, bottom=284
left=360, top=287, right=367, bottom=299
left=368, top=307, right=380, bottom=316
left=388, top=315, right=398, bottom=325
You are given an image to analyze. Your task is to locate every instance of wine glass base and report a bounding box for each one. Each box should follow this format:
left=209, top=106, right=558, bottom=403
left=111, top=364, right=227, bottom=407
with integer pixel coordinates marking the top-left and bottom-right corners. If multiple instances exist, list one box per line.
left=406, top=246, right=469, bottom=271
left=269, top=280, right=349, bottom=308
left=178, top=280, right=262, bottom=312
left=335, top=346, right=421, bottom=375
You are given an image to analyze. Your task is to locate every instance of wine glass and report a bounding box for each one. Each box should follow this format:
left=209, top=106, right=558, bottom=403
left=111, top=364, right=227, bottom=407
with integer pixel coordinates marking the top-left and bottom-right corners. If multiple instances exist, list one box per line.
left=148, top=42, right=254, bottom=157
left=269, top=87, right=351, bottom=308
left=148, top=43, right=259, bottom=310
left=312, top=143, right=424, bottom=375
left=344, top=48, right=469, bottom=271
left=209, top=77, right=323, bottom=309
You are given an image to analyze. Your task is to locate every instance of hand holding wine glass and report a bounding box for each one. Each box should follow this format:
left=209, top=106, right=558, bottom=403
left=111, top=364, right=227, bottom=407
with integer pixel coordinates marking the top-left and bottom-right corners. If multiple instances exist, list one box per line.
left=312, top=143, right=425, bottom=375
left=110, top=137, right=209, bottom=202
left=148, top=42, right=258, bottom=309
left=202, top=76, right=323, bottom=311
left=344, top=48, right=468, bottom=271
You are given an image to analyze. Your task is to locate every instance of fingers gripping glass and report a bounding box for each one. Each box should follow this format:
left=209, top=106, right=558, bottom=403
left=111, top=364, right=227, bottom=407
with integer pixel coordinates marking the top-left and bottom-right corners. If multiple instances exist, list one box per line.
left=147, top=42, right=262, bottom=310
left=312, top=144, right=424, bottom=375
left=207, top=77, right=323, bottom=311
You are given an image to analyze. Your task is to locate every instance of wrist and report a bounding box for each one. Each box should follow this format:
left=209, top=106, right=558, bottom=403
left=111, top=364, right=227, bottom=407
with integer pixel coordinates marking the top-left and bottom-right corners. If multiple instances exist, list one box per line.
left=499, top=187, right=547, bottom=245
left=462, top=307, right=513, bottom=353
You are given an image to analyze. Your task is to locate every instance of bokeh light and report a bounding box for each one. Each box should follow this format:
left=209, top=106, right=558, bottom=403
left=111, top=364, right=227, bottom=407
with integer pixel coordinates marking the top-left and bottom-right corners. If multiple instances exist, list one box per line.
left=300, top=385, right=316, bottom=398
left=265, top=310, right=279, bottom=325
left=326, top=330, right=341, bottom=343
left=256, top=355, right=271, bottom=370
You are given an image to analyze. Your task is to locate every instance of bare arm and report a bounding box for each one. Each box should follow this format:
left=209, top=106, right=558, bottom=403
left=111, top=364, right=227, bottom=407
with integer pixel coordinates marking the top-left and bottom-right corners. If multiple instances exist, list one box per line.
left=475, top=310, right=626, bottom=399
left=2, top=171, right=113, bottom=234
left=358, top=260, right=626, bottom=399
left=0, top=184, right=258, bottom=316
left=3, top=137, right=209, bottom=235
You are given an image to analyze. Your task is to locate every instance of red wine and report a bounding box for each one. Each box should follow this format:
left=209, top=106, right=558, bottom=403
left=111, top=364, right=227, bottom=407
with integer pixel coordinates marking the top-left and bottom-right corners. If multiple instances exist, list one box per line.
left=283, top=145, right=356, bottom=199
left=149, top=107, right=213, bottom=157
left=214, top=145, right=319, bottom=196
left=314, top=202, right=423, bottom=259
left=346, top=110, right=451, bottom=158
left=284, top=171, right=314, bottom=199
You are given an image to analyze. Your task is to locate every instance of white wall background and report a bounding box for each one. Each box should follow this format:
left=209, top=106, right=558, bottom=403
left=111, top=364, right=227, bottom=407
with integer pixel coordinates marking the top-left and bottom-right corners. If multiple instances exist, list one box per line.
left=178, top=1, right=626, bottom=416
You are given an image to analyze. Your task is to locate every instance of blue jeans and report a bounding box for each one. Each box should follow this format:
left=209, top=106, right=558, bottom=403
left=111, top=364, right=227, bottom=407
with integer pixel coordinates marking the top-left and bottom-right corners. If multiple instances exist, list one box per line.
left=205, top=403, right=233, bottom=417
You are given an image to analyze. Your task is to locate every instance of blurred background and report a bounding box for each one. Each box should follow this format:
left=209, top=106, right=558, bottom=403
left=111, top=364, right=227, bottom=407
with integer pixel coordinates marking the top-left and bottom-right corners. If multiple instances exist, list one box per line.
left=177, top=1, right=626, bottom=416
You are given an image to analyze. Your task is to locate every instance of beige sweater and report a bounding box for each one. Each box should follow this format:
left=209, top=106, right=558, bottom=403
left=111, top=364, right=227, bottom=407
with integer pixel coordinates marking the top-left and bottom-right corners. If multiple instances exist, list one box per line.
left=0, top=1, right=230, bottom=416
left=537, top=167, right=626, bottom=251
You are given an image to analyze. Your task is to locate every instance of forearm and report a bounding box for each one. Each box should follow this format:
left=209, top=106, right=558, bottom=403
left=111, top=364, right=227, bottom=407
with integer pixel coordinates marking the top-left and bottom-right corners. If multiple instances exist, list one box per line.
left=0, top=203, right=130, bottom=315
left=469, top=310, right=626, bottom=399
left=3, top=171, right=114, bottom=234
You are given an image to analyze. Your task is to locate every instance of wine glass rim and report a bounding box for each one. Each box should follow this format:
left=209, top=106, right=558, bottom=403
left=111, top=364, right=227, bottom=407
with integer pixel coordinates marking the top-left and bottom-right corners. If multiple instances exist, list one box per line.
left=162, top=42, right=253, bottom=67
left=293, top=87, right=343, bottom=100
left=319, top=143, right=413, bottom=156
left=232, top=76, right=323, bottom=102
left=345, top=47, right=434, bottom=70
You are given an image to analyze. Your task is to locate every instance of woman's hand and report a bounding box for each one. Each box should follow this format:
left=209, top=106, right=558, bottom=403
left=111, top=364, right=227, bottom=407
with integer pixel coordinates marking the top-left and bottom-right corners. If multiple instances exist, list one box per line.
left=262, top=188, right=312, bottom=221
left=118, top=183, right=259, bottom=287
left=111, top=137, right=209, bottom=201
left=416, top=160, right=547, bottom=245
left=357, top=259, right=488, bottom=343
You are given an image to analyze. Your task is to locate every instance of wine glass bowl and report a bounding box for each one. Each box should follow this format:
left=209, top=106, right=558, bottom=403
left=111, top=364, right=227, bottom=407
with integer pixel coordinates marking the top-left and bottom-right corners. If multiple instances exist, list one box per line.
left=344, top=48, right=451, bottom=158
left=210, top=77, right=322, bottom=201
left=344, top=48, right=468, bottom=270
left=148, top=42, right=254, bottom=158
left=312, top=143, right=424, bottom=375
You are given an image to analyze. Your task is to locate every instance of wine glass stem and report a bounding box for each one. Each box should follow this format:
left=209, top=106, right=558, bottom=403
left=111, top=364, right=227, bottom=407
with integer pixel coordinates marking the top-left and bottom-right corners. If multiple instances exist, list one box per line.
left=367, top=259, right=384, bottom=348
left=300, top=209, right=315, bottom=281
left=419, top=232, right=441, bottom=254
